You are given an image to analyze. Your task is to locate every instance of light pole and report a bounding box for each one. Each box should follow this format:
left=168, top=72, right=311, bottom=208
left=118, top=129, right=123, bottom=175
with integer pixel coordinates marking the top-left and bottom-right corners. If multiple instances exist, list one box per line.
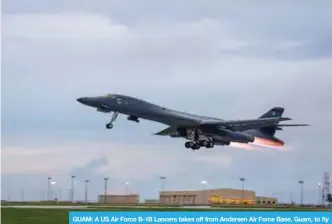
left=59, top=188, right=62, bottom=201
left=298, top=180, right=304, bottom=206
left=317, top=183, right=321, bottom=205
left=47, top=177, right=52, bottom=201
left=85, top=180, right=89, bottom=203
left=240, top=177, right=246, bottom=200
left=200, top=180, right=208, bottom=204
left=50, top=180, right=56, bottom=200
left=160, top=176, right=166, bottom=192
left=290, top=192, right=293, bottom=204
left=125, top=182, right=130, bottom=204
left=104, top=177, right=109, bottom=204
left=125, top=182, right=130, bottom=194
left=21, top=189, right=25, bottom=201
left=201, top=180, right=208, bottom=190
left=71, top=175, right=76, bottom=203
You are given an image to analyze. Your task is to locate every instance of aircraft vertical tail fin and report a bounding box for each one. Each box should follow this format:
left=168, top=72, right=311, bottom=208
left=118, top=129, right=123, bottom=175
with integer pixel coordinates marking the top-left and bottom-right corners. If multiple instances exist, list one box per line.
left=258, top=107, right=285, bottom=137
left=259, top=107, right=284, bottom=119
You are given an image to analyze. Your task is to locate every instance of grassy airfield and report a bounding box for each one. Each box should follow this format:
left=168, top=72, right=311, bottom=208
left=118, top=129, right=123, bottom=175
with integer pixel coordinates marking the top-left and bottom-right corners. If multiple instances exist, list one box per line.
left=2, top=203, right=330, bottom=224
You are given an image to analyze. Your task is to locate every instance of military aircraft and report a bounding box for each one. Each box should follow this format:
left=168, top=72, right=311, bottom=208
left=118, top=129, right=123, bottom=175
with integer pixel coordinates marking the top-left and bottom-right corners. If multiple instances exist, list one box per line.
left=77, top=94, right=309, bottom=150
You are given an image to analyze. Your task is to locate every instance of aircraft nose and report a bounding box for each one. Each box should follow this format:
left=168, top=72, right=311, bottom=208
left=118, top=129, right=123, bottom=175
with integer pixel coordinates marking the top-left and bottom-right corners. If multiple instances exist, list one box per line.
left=76, top=97, right=87, bottom=104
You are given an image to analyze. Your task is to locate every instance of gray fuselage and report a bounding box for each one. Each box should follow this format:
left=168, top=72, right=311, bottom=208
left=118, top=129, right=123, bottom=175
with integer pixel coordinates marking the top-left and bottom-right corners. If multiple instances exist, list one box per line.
left=77, top=94, right=283, bottom=145
left=77, top=94, right=223, bottom=127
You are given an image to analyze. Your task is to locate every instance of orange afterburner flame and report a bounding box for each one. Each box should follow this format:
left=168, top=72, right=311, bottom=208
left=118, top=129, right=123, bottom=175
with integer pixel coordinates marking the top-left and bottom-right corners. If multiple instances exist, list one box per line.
left=229, top=142, right=264, bottom=151
left=228, top=137, right=286, bottom=151
left=251, top=137, right=284, bottom=148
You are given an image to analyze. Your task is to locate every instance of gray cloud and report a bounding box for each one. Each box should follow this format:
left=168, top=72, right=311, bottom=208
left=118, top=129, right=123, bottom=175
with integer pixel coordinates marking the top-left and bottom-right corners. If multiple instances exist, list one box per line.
left=2, top=0, right=332, bottom=204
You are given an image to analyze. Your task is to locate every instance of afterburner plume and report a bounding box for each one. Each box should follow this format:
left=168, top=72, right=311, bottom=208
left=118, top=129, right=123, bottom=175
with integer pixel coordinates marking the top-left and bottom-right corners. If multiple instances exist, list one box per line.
left=229, top=142, right=263, bottom=151
left=251, top=137, right=284, bottom=150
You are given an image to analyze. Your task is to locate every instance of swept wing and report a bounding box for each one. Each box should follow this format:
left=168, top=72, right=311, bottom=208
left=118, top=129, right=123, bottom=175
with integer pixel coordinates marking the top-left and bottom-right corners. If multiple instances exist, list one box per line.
left=154, top=117, right=291, bottom=135
left=154, top=126, right=178, bottom=136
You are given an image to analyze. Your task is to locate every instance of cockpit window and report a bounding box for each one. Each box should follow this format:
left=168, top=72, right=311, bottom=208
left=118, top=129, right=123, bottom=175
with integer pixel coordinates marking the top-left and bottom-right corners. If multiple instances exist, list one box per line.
left=105, top=94, right=114, bottom=98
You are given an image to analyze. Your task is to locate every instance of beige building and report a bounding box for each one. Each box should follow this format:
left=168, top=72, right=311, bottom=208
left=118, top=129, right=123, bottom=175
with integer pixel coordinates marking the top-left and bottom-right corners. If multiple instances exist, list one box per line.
left=160, top=188, right=277, bottom=205
left=256, top=196, right=277, bottom=205
left=98, top=194, right=139, bottom=204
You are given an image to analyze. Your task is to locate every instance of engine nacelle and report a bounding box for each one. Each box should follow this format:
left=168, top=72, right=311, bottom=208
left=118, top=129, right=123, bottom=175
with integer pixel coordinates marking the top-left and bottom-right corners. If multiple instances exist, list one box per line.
left=214, top=140, right=231, bottom=145
left=215, top=129, right=254, bottom=143
left=225, top=130, right=254, bottom=143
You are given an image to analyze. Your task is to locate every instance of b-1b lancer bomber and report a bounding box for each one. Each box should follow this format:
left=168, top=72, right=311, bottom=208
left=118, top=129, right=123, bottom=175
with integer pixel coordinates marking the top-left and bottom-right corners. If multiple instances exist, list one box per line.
left=77, top=94, right=309, bottom=150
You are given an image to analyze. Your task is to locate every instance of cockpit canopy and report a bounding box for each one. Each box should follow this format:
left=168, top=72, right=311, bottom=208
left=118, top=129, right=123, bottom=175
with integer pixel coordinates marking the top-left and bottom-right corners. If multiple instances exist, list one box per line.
left=105, top=94, right=114, bottom=98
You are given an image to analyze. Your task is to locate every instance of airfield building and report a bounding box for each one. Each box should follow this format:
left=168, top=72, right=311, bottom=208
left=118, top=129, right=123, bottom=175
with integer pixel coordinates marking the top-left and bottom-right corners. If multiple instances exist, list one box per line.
left=96, top=189, right=277, bottom=205
left=98, top=194, right=139, bottom=204
left=159, top=188, right=277, bottom=205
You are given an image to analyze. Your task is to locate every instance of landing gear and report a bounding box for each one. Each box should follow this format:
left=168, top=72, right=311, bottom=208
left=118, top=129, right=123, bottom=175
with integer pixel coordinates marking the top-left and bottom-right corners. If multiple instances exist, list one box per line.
left=185, top=141, right=194, bottom=149
left=184, top=129, right=215, bottom=150
left=206, top=141, right=214, bottom=148
left=106, top=123, right=113, bottom=129
left=106, top=111, right=119, bottom=129
left=192, top=143, right=200, bottom=150
left=185, top=141, right=200, bottom=150
left=185, top=140, right=214, bottom=150
left=199, top=140, right=209, bottom=147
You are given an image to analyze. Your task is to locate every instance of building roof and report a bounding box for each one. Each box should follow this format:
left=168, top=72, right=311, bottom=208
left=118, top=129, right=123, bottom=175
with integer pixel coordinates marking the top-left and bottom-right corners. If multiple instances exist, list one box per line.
left=160, top=188, right=255, bottom=195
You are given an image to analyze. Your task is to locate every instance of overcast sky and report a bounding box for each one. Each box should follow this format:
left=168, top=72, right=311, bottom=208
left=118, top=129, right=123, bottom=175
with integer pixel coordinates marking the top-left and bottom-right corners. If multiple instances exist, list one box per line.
left=1, top=0, right=332, bottom=204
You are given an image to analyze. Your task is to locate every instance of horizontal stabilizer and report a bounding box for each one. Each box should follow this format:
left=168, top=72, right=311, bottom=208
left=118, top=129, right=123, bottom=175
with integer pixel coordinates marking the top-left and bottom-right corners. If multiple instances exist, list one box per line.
left=201, top=117, right=291, bottom=131
left=260, top=122, right=310, bottom=136
left=277, top=124, right=311, bottom=127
